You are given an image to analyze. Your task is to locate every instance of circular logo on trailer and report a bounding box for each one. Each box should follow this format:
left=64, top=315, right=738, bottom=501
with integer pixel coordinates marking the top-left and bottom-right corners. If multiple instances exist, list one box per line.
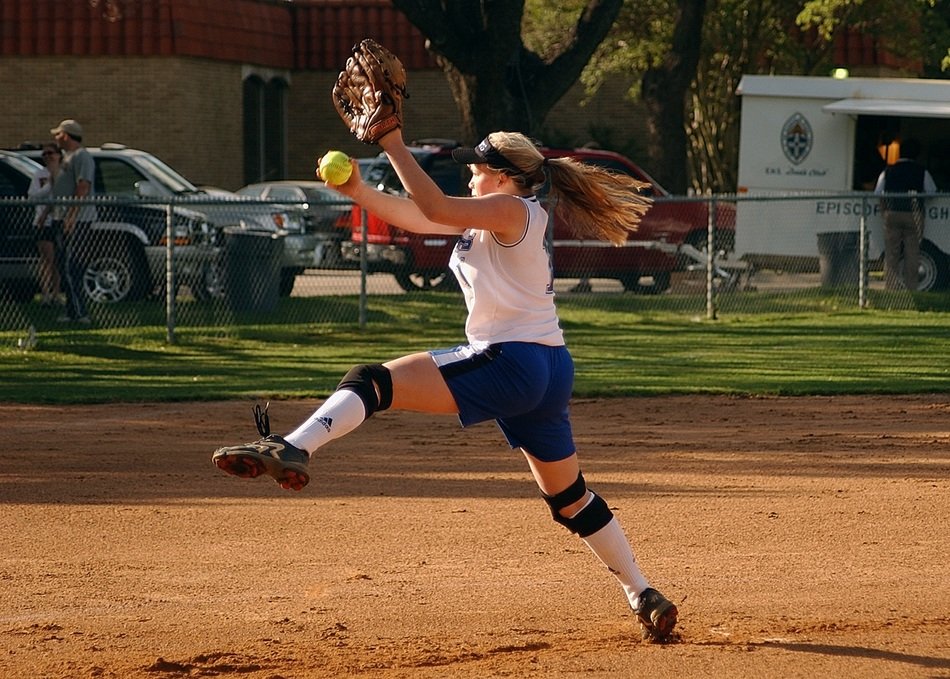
left=781, top=112, right=813, bottom=165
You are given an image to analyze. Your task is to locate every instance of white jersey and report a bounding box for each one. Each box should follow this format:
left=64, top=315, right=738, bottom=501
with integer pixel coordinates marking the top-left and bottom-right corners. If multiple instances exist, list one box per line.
left=448, top=196, right=564, bottom=349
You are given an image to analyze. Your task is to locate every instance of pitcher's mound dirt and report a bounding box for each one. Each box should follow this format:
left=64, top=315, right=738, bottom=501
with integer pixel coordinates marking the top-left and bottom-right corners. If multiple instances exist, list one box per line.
left=1, top=395, right=948, bottom=678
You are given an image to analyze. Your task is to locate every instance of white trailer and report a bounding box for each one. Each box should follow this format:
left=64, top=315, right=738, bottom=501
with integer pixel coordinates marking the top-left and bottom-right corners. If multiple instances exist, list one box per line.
left=735, top=75, right=950, bottom=290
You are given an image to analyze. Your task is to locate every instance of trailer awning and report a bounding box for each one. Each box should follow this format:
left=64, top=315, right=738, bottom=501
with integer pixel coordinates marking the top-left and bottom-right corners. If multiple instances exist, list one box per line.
left=823, top=98, right=950, bottom=118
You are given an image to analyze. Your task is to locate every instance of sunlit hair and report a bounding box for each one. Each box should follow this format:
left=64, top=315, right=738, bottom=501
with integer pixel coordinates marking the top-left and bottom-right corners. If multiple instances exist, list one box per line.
left=485, top=131, right=652, bottom=246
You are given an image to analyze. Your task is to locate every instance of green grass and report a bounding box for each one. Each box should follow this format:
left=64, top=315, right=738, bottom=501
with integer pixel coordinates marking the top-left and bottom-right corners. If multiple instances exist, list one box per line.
left=1, top=293, right=949, bottom=403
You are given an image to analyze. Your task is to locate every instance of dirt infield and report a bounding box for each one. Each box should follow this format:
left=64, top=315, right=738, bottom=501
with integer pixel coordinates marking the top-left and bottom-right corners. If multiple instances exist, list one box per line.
left=1, top=395, right=949, bottom=678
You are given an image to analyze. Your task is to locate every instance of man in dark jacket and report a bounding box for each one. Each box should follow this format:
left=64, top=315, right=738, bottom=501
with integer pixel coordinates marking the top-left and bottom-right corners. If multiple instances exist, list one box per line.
left=874, top=138, right=937, bottom=290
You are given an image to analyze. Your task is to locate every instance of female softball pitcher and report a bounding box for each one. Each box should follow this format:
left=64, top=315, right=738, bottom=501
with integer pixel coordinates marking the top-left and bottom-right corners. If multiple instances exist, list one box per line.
left=213, top=128, right=678, bottom=642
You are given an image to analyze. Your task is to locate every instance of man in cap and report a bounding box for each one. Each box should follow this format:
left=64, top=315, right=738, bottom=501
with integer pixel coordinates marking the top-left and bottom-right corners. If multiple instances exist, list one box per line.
left=50, top=119, right=97, bottom=324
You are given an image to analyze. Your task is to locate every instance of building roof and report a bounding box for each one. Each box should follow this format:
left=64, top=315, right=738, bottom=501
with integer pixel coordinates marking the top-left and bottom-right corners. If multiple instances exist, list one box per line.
left=292, top=0, right=437, bottom=70
left=737, top=75, right=950, bottom=101
left=3, top=0, right=437, bottom=70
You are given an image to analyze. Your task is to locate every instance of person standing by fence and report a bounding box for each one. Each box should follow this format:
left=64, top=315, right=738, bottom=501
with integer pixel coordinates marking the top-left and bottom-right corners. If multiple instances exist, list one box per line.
left=50, top=119, right=97, bottom=324
left=28, top=143, right=64, bottom=306
left=874, top=138, right=937, bottom=291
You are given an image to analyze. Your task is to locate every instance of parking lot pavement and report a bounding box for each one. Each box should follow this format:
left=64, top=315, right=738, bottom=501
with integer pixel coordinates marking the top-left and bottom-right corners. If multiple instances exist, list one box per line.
left=290, top=270, right=406, bottom=297
left=289, top=271, right=633, bottom=297
left=288, top=269, right=889, bottom=298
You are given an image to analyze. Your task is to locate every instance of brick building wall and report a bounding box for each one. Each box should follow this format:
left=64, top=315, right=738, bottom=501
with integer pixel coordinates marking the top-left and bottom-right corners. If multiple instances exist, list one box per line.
left=2, top=56, right=246, bottom=188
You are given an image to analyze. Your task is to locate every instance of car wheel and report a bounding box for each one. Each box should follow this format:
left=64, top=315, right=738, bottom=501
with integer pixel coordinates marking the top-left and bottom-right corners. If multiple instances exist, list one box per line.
left=192, top=260, right=226, bottom=301
left=908, top=240, right=948, bottom=292
left=81, top=241, right=149, bottom=304
left=620, top=271, right=671, bottom=295
left=394, top=269, right=458, bottom=292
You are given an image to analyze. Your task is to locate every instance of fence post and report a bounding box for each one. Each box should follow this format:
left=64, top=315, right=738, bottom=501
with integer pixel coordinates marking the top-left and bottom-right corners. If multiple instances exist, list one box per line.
left=165, top=201, right=176, bottom=344
left=859, top=195, right=868, bottom=309
left=359, top=207, right=368, bottom=329
left=706, top=192, right=717, bottom=320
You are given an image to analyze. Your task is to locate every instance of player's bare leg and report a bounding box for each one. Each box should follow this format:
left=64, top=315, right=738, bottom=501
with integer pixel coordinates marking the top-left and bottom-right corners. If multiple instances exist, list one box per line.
left=525, top=451, right=678, bottom=642
left=383, top=352, right=460, bottom=413
left=214, top=352, right=458, bottom=490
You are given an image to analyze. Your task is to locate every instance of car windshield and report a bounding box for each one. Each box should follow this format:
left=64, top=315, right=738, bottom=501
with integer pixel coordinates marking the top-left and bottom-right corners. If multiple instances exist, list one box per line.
left=363, top=157, right=399, bottom=192
left=235, top=184, right=340, bottom=206
left=235, top=185, right=266, bottom=198
left=365, top=149, right=469, bottom=197
left=582, top=157, right=666, bottom=196
left=131, top=152, right=201, bottom=194
left=302, top=185, right=341, bottom=203
left=2, top=152, right=41, bottom=176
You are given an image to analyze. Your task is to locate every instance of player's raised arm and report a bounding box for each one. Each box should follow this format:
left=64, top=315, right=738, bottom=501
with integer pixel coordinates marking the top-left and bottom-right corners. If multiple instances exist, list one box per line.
left=378, top=130, right=528, bottom=241
left=320, top=153, right=466, bottom=237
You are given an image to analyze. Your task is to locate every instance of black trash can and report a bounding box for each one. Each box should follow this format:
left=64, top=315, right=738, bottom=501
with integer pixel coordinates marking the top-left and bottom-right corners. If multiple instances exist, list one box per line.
left=816, top=231, right=859, bottom=288
left=224, top=228, right=284, bottom=313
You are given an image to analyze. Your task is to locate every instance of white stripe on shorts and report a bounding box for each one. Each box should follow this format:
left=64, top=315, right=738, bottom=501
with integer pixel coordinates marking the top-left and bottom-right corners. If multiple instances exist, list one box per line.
left=430, top=344, right=483, bottom=368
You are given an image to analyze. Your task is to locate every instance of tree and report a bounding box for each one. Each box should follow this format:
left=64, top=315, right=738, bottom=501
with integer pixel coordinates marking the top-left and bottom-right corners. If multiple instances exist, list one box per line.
left=640, top=0, right=707, bottom=195
left=390, top=0, right=623, bottom=141
left=587, top=0, right=949, bottom=193
left=689, top=0, right=819, bottom=192
left=797, top=0, right=950, bottom=75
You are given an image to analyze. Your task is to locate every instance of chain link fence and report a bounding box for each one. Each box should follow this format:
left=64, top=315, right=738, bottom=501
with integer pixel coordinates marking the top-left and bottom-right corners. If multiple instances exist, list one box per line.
left=0, top=194, right=362, bottom=342
left=724, top=191, right=950, bottom=313
left=2, top=192, right=948, bottom=347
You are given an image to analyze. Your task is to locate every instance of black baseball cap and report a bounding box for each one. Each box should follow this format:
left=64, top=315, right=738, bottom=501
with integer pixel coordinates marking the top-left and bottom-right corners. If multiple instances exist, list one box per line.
left=451, top=136, right=522, bottom=173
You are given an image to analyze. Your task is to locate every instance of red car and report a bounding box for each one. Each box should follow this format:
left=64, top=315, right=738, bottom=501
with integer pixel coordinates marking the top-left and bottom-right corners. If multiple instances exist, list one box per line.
left=342, top=140, right=735, bottom=293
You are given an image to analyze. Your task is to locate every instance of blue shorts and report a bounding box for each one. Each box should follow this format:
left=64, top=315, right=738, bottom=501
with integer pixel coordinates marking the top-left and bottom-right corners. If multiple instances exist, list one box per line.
left=430, top=342, right=576, bottom=461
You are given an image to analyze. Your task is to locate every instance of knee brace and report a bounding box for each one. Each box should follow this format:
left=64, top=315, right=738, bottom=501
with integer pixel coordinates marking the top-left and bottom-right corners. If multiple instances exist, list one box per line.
left=541, top=472, right=613, bottom=538
left=337, top=363, right=393, bottom=417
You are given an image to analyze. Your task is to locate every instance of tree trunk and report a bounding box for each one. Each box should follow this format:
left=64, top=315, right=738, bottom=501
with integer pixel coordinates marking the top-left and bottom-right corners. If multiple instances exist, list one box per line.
left=392, top=0, right=622, bottom=143
left=641, top=0, right=707, bottom=195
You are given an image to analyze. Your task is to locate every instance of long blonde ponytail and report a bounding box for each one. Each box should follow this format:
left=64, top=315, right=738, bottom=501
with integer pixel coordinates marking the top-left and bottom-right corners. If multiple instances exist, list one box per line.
left=486, top=133, right=652, bottom=246
left=544, top=158, right=651, bottom=246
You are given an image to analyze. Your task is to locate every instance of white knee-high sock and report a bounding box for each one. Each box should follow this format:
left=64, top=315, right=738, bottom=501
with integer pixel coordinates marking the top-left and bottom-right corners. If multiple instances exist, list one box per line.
left=580, top=515, right=650, bottom=608
left=284, top=389, right=367, bottom=454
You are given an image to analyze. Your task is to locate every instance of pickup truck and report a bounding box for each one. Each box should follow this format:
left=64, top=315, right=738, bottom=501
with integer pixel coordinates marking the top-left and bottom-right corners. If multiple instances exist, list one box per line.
left=14, top=144, right=322, bottom=300
left=342, top=140, right=736, bottom=293
left=0, top=149, right=215, bottom=303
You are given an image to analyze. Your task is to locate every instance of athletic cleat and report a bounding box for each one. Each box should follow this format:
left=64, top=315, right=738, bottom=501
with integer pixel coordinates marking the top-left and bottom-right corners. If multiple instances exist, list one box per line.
left=212, top=403, right=310, bottom=491
left=634, top=588, right=678, bottom=642
left=213, top=434, right=310, bottom=490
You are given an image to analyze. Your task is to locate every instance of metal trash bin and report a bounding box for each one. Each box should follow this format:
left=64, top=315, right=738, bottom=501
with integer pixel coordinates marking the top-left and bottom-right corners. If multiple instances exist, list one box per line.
left=224, top=228, right=284, bottom=313
left=816, top=231, right=859, bottom=288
